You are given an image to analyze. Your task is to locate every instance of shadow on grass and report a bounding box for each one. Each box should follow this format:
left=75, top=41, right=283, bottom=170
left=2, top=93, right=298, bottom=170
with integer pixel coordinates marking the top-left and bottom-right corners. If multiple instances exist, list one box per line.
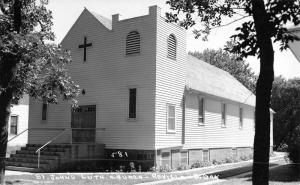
left=243, top=164, right=300, bottom=183
left=269, top=164, right=300, bottom=182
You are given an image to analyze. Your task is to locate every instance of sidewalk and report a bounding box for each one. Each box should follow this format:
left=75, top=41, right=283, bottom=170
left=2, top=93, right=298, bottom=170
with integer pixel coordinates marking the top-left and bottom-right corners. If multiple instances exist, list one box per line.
left=134, top=152, right=286, bottom=185
left=4, top=152, right=286, bottom=185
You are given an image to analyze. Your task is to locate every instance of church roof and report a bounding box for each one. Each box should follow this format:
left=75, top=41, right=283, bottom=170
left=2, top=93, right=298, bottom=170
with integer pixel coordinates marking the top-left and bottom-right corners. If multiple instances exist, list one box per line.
left=88, top=9, right=112, bottom=30
left=186, top=55, right=256, bottom=107
left=288, top=26, right=300, bottom=63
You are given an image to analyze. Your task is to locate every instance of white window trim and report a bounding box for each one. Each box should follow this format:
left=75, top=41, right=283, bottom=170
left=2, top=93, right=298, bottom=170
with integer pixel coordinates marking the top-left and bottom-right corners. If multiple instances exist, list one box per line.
left=221, top=103, right=226, bottom=128
left=198, top=96, right=205, bottom=126
left=239, top=107, right=243, bottom=129
left=166, top=104, right=176, bottom=133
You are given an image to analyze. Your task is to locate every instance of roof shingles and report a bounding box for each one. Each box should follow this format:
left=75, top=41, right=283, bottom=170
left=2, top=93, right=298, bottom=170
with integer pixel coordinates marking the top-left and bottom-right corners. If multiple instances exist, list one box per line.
left=186, top=55, right=256, bottom=107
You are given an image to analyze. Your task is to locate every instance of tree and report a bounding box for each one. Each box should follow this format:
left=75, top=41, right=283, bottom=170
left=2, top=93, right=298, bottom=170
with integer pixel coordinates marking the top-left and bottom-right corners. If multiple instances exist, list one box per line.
left=271, top=77, right=300, bottom=150
left=189, top=45, right=257, bottom=93
left=0, top=0, right=80, bottom=184
left=165, top=0, right=300, bottom=184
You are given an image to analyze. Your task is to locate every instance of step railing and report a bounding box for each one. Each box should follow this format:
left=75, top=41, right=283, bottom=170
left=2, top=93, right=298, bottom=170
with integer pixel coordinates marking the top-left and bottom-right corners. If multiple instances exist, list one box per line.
left=6, top=129, right=29, bottom=158
left=31, top=127, right=105, bottom=168
left=8, top=128, right=29, bottom=143
left=35, top=129, right=68, bottom=168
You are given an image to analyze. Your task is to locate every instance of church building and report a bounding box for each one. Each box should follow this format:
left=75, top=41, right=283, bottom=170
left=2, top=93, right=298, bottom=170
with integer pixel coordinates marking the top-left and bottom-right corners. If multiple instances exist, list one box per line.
left=8, top=6, right=274, bottom=171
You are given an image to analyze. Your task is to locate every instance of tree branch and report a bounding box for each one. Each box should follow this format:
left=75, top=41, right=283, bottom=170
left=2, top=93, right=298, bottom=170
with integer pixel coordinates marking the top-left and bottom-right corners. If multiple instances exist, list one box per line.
left=211, top=15, right=250, bottom=30
left=0, top=0, right=8, bottom=15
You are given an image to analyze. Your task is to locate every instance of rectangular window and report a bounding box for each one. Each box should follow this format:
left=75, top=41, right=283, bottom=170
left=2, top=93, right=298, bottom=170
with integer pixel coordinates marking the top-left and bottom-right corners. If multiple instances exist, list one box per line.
left=221, top=103, right=226, bottom=127
left=167, top=104, right=175, bottom=132
left=129, top=88, right=137, bottom=118
left=198, top=97, right=204, bottom=124
left=10, top=116, right=18, bottom=135
left=42, top=103, right=47, bottom=120
left=239, top=107, right=243, bottom=128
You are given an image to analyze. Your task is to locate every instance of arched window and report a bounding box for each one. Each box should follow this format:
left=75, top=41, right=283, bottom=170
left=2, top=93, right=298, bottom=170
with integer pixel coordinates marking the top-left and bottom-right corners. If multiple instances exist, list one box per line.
left=167, top=34, right=176, bottom=60
left=126, top=31, right=140, bottom=55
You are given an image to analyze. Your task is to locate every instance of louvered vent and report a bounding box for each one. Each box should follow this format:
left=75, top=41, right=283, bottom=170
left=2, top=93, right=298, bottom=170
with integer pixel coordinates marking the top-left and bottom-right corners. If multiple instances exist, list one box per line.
left=167, top=34, right=176, bottom=60
left=126, top=31, right=140, bottom=55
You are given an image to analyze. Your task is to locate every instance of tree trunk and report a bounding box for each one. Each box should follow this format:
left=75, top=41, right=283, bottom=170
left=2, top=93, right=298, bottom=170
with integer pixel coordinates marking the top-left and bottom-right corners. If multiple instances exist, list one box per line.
left=0, top=1, right=22, bottom=183
left=0, top=55, right=17, bottom=185
left=0, top=89, right=12, bottom=185
left=251, top=0, right=274, bottom=185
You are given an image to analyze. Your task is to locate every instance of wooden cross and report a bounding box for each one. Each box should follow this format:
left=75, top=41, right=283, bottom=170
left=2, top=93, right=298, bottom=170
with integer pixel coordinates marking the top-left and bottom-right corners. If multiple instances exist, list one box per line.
left=78, top=37, right=92, bottom=61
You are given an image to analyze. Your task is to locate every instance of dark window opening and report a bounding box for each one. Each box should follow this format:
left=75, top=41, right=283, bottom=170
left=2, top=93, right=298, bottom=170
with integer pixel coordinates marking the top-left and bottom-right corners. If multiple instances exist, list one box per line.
left=42, top=103, right=47, bottom=120
left=129, top=88, right=137, bottom=118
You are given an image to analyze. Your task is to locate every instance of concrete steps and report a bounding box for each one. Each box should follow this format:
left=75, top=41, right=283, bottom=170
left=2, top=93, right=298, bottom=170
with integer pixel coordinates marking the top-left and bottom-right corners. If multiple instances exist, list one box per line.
left=6, top=143, right=71, bottom=172
left=5, top=166, right=41, bottom=173
left=6, top=143, right=105, bottom=172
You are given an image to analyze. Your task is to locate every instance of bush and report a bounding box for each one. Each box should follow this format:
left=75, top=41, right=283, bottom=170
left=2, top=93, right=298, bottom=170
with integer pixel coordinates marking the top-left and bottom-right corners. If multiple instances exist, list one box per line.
left=176, top=164, right=189, bottom=171
left=55, top=159, right=153, bottom=172
left=191, top=160, right=212, bottom=168
left=276, top=143, right=288, bottom=152
left=240, top=155, right=249, bottom=161
left=150, top=164, right=174, bottom=172
left=288, top=138, right=300, bottom=172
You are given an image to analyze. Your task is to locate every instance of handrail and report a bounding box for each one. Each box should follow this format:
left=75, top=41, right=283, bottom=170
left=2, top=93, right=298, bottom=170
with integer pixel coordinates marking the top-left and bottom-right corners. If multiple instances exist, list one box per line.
left=8, top=128, right=28, bottom=142
left=35, top=129, right=68, bottom=168
left=33, top=127, right=106, bottom=168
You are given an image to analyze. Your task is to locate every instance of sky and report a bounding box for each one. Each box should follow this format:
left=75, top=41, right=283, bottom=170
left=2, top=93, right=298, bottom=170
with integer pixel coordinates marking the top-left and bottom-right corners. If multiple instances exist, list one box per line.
left=47, top=0, right=300, bottom=79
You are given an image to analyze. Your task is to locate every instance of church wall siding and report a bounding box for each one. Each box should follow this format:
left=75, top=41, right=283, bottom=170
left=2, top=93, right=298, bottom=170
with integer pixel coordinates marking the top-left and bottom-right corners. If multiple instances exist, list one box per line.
left=29, top=9, right=157, bottom=150
left=155, top=14, right=187, bottom=149
left=183, top=93, right=255, bottom=149
left=28, top=98, right=71, bottom=144
left=8, top=95, right=29, bottom=146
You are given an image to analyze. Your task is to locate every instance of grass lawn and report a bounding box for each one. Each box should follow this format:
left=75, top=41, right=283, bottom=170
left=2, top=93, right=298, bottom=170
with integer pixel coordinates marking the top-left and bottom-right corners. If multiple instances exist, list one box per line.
left=216, top=164, right=300, bottom=185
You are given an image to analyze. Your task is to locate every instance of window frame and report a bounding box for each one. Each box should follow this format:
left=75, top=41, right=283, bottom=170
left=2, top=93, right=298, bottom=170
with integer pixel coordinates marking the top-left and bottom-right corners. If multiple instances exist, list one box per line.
left=239, top=107, right=243, bottom=129
left=167, top=34, right=177, bottom=60
left=128, top=88, right=137, bottom=120
left=166, top=104, right=176, bottom=133
left=221, top=103, right=226, bottom=127
left=10, top=115, right=18, bottom=135
left=198, top=96, right=205, bottom=126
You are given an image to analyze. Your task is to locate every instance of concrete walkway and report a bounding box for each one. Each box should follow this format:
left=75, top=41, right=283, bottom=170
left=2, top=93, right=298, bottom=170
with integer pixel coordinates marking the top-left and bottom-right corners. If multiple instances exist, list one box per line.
left=5, top=170, right=32, bottom=176
left=134, top=153, right=286, bottom=185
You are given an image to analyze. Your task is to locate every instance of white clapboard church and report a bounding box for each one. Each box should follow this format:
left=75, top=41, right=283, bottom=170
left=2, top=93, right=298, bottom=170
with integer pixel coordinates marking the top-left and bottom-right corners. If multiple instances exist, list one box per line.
left=6, top=6, right=273, bottom=172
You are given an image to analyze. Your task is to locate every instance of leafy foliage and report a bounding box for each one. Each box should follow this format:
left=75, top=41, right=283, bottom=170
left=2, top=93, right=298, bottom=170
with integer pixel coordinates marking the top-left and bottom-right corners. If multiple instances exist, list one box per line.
left=0, top=0, right=80, bottom=105
left=166, top=0, right=300, bottom=58
left=165, top=1, right=300, bottom=184
left=271, top=77, right=300, bottom=150
left=189, top=44, right=257, bottom=93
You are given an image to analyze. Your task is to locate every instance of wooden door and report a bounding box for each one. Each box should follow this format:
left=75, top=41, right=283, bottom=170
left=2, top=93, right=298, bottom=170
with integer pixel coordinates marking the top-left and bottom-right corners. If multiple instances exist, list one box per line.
left=71, top=105, right=96, bottom=143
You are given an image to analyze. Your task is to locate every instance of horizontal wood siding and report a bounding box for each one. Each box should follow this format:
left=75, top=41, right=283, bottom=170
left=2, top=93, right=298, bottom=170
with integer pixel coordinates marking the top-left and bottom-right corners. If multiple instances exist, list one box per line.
left=28, top=98, right=71, bottom=144
left=184, top=93, right=255, bottom=149
left=29, top=9, right=157, bottom=149
left=155, top=13, right=187, bottom=149
left=8, top=95, right=29, bottom=146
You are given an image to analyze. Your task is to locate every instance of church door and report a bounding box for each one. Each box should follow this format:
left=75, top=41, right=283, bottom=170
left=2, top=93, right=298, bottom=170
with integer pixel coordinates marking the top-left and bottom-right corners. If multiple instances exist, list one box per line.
left=71, top=105, right=96, bottom=143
